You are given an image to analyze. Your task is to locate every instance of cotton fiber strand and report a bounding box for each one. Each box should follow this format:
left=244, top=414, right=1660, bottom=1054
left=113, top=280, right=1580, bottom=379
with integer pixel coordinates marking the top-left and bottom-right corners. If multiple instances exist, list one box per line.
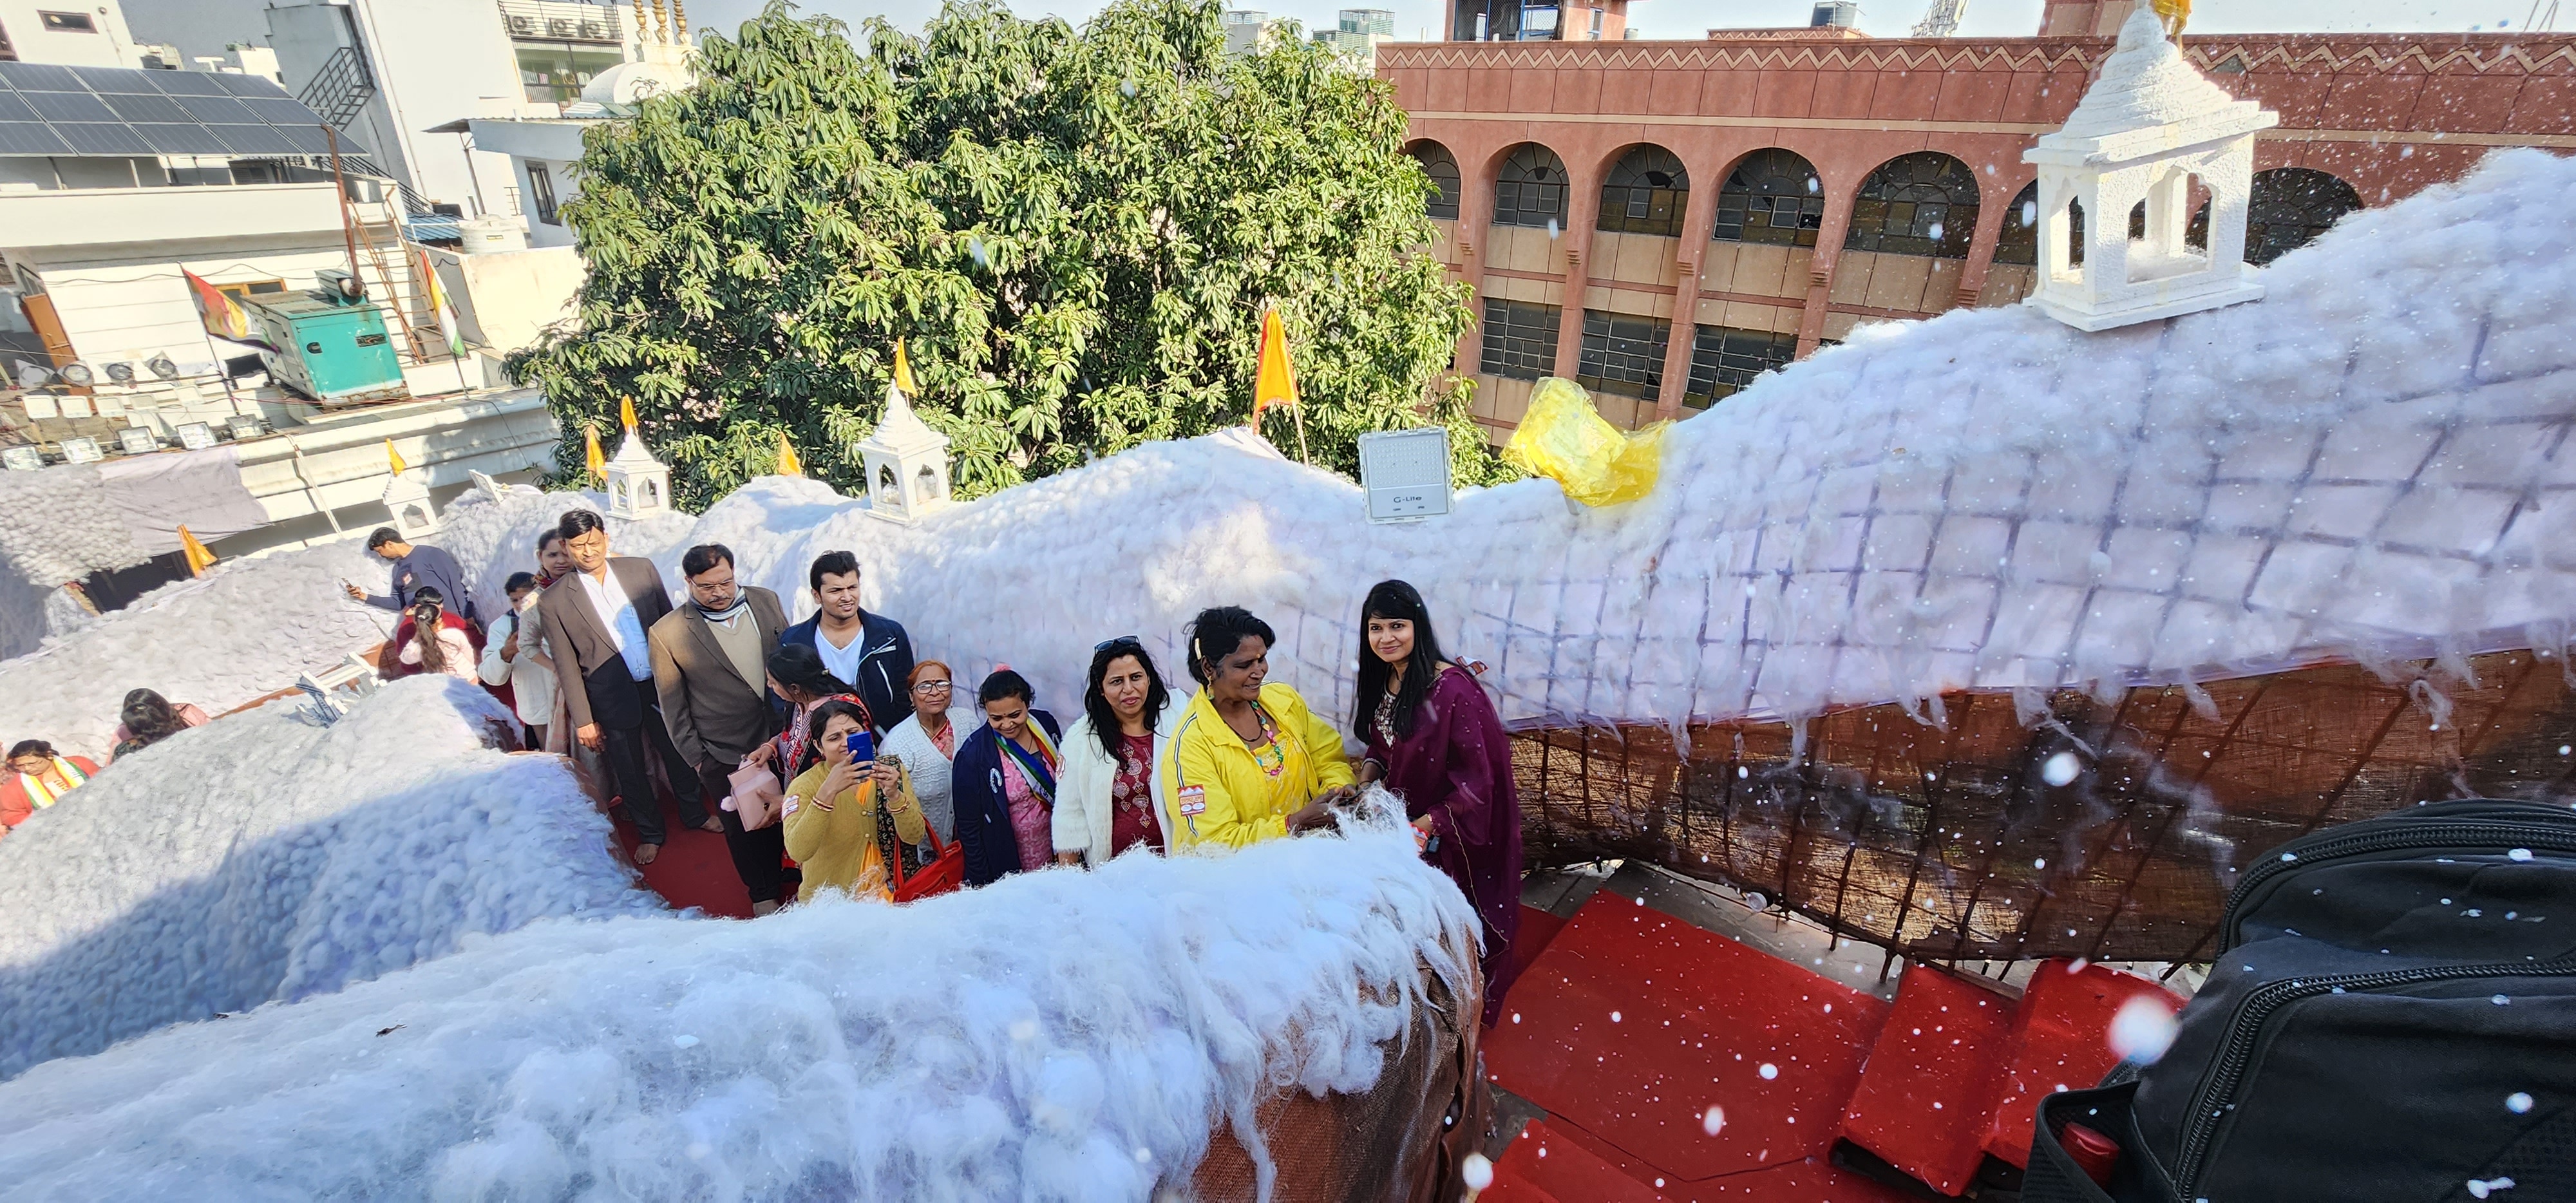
left=0, top=802, right=1475, bottom=1202
left=0, top=676, right=658, bottom=1079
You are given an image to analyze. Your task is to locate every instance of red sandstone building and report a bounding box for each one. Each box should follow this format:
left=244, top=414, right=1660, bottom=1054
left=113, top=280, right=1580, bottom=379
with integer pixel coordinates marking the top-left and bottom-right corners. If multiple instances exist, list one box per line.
left=1381, top=0, right=2576, bottom=437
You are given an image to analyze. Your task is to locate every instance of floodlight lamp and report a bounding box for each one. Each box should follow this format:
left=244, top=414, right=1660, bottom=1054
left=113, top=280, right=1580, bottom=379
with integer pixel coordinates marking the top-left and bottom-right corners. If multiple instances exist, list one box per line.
left=146, top=354, right=179, bottom=381
left=58, top=362, right=93, bottom=386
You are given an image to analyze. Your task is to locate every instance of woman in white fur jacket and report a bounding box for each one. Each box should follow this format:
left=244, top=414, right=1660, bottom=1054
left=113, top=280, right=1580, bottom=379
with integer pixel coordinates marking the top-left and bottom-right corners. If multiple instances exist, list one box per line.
left=1052, top=637, right=1179, bottom=867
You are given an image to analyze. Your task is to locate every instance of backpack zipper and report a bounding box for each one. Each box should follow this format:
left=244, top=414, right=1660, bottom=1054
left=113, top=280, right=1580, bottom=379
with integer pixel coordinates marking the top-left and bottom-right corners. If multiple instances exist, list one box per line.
left=2171, top=960, right=2576, bottom=1197
left=2222, top=822, right=2576, bottom=952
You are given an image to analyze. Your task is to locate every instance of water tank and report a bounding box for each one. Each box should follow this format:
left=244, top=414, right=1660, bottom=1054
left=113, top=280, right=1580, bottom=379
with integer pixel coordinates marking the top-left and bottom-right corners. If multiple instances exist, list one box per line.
left=459, top=214, right=528, bottom=254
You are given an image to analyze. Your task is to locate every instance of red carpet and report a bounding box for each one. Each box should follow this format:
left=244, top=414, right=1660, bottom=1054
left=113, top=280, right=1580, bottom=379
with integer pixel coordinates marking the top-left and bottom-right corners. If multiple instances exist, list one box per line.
left=1484, top=892, right=1902, bottom=1198
left=607, top=787, right=756, bottom=919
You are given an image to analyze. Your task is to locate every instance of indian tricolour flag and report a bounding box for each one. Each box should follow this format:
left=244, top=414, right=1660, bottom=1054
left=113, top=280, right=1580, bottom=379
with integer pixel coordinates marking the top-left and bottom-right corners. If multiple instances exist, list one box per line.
left=417, top=248, right=465, bottom=357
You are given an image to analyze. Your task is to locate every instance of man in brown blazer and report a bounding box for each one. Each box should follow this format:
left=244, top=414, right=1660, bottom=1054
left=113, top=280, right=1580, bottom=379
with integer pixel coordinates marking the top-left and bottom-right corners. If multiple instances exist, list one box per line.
left=540, top=509, right=710, bottom=863
left=649, top=542, right=792, bottom=913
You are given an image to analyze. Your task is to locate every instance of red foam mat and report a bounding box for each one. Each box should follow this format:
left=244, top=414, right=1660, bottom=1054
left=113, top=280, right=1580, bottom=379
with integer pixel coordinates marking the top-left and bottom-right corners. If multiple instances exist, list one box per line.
left=1487, top=1119, right=1669, bottom=1202
left=1837, top=965, right=2016, bottom=1194
left=1982, top=960, right=2183, bottom=1166
left=1483, top=892, right=1892, bottom=1182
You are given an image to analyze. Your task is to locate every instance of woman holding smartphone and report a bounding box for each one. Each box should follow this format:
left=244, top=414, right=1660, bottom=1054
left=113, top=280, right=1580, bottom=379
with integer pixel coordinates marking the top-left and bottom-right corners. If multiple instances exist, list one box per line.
left=780, top=699, right=927, bottom=903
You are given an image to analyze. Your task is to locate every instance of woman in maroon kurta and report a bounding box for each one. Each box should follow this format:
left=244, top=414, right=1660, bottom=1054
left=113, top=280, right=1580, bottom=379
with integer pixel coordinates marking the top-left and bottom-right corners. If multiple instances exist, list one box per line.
left=1352, top=579, right=1523, bottom=1027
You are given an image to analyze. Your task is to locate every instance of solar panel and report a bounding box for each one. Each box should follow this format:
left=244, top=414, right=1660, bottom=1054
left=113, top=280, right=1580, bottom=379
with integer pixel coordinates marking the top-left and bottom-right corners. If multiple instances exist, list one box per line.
left=209, top=74, right=291, bottom=99
left=100, top=92, right=188, bottom=123
left=211, top=125, right=298, bottom=155
left=0, top=123, right=68, bottom=155
left=26, top=91, right=113, bottom=122
left=0, top=62, right=83, bottom=90
left=131, top=122, right=231, bottom=155
left=57, top=123, right=151, bottom=154
left=144, top=71, right=227, bottom=97
left=0, top=61, right=365, bottom=162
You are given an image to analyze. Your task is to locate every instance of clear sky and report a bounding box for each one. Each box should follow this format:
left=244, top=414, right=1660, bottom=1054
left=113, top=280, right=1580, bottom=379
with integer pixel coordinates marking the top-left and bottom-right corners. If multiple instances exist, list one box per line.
left=120, top=0, right=2548, bottom=75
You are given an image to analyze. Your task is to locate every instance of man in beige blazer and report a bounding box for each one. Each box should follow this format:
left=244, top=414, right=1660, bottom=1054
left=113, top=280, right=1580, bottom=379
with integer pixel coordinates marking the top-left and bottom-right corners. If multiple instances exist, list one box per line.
left=649, top=543, right=791, bottom=912
left=540, top=509, right=710, bottom=862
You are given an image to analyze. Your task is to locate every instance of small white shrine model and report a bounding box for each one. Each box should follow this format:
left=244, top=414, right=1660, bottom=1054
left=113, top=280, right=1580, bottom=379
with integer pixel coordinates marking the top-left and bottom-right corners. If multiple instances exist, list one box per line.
left=857, top=375, right=954, bottom=526
left=603, top=417, right=672, bottom=520
left=380, top=467, right=441, bottom=540
left=2023, top=8, right=2278, bottom=331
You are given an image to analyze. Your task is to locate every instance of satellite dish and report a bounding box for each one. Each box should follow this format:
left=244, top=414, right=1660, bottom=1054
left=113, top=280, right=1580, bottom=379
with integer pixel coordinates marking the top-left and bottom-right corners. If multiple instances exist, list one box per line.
left=57, top=362, right=93, bottom=386
left=13, top=360, right=50, bottom=389
left=146, top=354, right=179, bottom=381
left=103, top=361, right=135, bottom=384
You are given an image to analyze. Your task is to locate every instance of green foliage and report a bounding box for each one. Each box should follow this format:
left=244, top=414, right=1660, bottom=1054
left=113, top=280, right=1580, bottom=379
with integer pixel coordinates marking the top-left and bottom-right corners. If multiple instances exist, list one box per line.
left=507, top=0, right=1512, bottom=509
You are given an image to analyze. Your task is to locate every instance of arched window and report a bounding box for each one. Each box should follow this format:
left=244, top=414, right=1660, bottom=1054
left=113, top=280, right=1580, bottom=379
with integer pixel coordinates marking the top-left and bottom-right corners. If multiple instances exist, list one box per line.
left=1994, top=180, right=2041, bottom=265
left=1712, top=148, right=1824, bottom=247
left=1493, top=143, right=1568, bottom=229
left=1843, top=152, right=1979, bottom=259
left=1597, top=145, right=1689, bottom=237
left=1409, top=141, right=1462, bottom=221
left=2246, top=167, right=2361, bottom=266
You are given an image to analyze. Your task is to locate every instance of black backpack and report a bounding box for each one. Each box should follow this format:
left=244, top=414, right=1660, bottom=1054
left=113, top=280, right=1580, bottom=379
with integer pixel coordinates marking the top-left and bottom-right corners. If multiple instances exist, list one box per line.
left=2023, top=799, right=2576, bottom=1203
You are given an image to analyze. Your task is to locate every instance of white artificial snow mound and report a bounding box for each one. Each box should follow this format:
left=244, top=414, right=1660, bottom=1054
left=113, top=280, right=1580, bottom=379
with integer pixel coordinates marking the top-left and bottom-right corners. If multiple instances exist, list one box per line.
left=0, top=677, right=659, bottom=1080
left=0, top=539, right=395, bottom=761
left=0, top=802, right=1475, bottom=1202
left=455, top=150, right=2576, bottom=733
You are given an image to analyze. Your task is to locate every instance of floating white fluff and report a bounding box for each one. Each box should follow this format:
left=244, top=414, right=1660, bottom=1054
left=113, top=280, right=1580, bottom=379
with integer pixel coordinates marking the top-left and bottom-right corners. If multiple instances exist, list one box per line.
left=0, top=676, right=659, bottom=1079
left=0, top=800, right=1474, bottom=1202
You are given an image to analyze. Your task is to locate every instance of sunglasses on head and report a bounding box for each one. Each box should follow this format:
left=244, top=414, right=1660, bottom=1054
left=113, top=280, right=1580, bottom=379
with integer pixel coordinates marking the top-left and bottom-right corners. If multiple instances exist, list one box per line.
left=1095, top=635, right=1142, bottom=652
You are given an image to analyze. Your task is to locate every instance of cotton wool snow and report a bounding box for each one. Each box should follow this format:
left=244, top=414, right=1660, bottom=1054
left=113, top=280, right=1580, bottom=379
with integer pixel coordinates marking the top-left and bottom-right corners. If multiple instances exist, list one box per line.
left=0, top=804, right=1477, bottom=1202
left=0, top=676, right=659, bottom=1079
left=453, top=150, right=2576, bottom=741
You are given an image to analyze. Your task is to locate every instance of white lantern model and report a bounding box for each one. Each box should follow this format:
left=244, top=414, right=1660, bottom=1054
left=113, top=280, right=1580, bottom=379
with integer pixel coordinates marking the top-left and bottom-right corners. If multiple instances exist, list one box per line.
left=856, top=375, right=953, bottom=525
left=2022, top=8, right=2278, bottom=332
left=603, top=419, right=672, bottom=520
left=381, top=468, right=442, bottom=540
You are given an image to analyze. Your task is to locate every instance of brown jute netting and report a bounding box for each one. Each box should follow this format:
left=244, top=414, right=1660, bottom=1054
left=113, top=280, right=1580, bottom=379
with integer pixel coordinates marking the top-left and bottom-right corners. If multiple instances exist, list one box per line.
left=1513, top=650, right=2576, bottom=965
left=1188, top=945, right=1489, bottom=1203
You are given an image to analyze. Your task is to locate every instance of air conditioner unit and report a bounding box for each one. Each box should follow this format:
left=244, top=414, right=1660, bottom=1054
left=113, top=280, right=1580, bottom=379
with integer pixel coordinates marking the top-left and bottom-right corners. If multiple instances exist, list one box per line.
left=548, top=17, right=576, bottom=37
left=507, top=15, right=536, bottom=36
left=578, top=20, right=607, bottom=39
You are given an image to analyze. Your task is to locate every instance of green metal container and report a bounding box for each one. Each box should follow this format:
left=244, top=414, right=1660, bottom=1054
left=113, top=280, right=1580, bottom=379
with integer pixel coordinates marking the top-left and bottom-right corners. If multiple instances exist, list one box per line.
left=244, top=293, right=410, bottom=406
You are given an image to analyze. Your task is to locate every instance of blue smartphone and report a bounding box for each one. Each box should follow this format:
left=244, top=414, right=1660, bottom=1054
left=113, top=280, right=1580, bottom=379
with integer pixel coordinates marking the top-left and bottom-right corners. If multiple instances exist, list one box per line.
left=846, top=730, right=875, bottom=763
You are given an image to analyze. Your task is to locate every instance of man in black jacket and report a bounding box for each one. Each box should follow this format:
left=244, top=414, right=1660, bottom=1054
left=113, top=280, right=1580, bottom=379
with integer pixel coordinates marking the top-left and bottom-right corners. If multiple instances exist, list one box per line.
left=776, top=550, right=914, bottom=735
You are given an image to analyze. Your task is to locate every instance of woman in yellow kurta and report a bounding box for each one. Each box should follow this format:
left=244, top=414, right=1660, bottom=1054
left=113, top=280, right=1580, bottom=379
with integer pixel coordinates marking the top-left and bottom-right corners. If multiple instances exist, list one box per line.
left=782, top=699, right=929, bottom=903
left=1163, top=606, right=1354, bottom=851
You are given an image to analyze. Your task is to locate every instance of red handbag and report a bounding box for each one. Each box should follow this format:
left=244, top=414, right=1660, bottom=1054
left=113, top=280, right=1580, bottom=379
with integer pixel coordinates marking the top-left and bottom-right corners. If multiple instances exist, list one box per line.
left=891, top=826, right=965, bottom=902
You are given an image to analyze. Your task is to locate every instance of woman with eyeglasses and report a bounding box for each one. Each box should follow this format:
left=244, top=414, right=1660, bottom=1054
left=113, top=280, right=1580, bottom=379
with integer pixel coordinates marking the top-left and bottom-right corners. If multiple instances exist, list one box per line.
left=878, top=659, right=978, bottom=840
left=1352, top=579, right=1522, bottom=1026
left=1163, top=605, right=1354, bottom=851
left=1052, top=637, right=1178, bottom=867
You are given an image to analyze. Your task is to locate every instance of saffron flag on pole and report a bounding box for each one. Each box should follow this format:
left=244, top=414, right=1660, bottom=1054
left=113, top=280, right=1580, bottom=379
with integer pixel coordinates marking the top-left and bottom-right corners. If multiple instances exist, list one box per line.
left=182, top=269, right=258, bottom=345
left=417, top=248, right=464, bottom=357
left=893, top=339, right=918, bottom=395
left=777, top=429, right=802, bottom=477
left=585, top=424, right=606, bottom=482
left=620, top=394, right=639, bottom=431
left=178, top=524, right=217, bottom=578
left=384, top=438, right=406, bottom=476
left=1252, top=306, right=1298, bottom=422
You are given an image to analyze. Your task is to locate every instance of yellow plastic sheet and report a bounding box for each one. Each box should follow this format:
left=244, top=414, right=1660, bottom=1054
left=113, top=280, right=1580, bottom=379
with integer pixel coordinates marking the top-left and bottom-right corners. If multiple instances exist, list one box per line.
left=1501, top=377, right=1667, bottom=507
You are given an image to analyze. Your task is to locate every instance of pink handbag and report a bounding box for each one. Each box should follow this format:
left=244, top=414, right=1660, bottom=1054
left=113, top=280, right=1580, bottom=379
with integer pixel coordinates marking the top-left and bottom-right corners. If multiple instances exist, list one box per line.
left=727, top=759, right=786, bottom=829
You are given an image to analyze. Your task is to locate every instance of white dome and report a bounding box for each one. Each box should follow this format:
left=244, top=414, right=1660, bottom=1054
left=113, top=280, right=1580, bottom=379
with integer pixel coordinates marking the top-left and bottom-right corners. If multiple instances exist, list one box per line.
left=579, top=57, right=692, bottom=106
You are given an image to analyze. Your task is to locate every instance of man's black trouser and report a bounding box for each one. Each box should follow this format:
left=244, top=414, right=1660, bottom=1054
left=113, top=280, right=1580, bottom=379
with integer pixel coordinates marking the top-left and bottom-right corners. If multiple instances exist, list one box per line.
left=696, top=761, right=789, bottom=906
left=598, top=682, right=706, bottom=846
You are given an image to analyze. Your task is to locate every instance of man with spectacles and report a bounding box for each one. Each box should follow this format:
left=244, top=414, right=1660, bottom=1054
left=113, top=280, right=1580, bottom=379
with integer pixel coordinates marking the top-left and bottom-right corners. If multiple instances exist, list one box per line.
left=649, top=542, right=793, bottom=913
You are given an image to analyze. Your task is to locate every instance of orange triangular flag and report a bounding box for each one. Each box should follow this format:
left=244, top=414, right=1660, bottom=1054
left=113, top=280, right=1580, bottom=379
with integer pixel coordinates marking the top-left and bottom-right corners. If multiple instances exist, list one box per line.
left=893, top=340, right=918, bottom=395
left=777, top=428, right=802, bottom=477
left=620, top=395, right=639, bottom=431
left=584, top=424, right=605, bottom=482
left=178, top=524, right=216, bottom=577
left=383, top=437, right=406, bottom=476
left=1253, top=306, right=1298, bottom=421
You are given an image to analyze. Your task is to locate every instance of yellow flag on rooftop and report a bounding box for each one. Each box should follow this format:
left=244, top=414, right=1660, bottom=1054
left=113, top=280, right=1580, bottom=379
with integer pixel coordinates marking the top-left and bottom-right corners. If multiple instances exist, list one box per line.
left=893, top=339, right=918, bottom=395
left=178, top=524, right=217, bottom=577
left=584, top=424, right=605, bottom=482
left=620, top=395, right=639, bottom=431
left=777, top=429, right=802, bottom=477
left=1252, top=307, right=1298, bottom=421
left=383, top=438, right=406, bottom=476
